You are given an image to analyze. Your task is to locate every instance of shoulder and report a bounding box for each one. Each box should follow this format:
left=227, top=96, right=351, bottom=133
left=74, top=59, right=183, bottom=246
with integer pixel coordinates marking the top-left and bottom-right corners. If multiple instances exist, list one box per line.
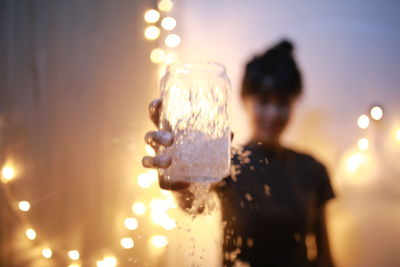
left=285, top=148, right=327, bottom=172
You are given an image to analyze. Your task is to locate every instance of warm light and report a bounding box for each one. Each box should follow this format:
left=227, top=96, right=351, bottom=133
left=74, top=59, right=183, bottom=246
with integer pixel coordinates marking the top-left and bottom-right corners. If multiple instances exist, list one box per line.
left=124, top=217, right=139, bottom=230
left=158, top=0, right=174, bottom=12
left=132, top=202, right=146, bottom=215
left=1, top=165, right=15, bottom=182
left=165, top=34, right=181, bottom=48
left=68, top=250, right=80, bottom=261
left=150, top=48, right=165, bottom=64
left=144, top=9, right=160, bottom=23
left=165, top=52, right=178, bottom=65
left=161, top=17, right=176, bottom=30
left=18, top=201, right=30, bottom=212
left=346, top=152, right=367, bottom=172
left=68, top=264, right=80, bottom=267
left=96, top=256, right=117, bottom=267
left=138, top=173, right=152, bottom=188
left=357, top=114, right=370, bottom=129
left=151, top=235, right=168, bottom=247
left=396, top=129, right=400, bottom=141
left=145, top=145, right=156, bottom=157
left=42, top=248, right=53, bottom=259
left=370, top=106, right=383, bottom=121
left=120, top=237, right=135, bottom=249
left=357, top=138, right=369, bottom=151
left=26, top=228, right=36, bottom=240
left=162, top=217, right=176, bottom=230
left=144, top=26, right=160, bottom=40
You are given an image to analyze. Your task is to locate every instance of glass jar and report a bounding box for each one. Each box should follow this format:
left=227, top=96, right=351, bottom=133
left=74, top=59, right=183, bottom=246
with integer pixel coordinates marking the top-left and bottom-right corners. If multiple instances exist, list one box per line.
left=159, top=61, right=231, bottom=183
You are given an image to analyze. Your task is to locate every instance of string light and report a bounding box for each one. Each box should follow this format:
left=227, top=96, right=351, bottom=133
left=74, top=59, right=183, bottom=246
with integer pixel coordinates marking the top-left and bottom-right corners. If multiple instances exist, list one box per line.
left=42, top=248, right=53, bottom=259
left=370, top=106, right=383, bottom=121
left=132, top=202, right=146, bottom=215
left=165, top=34, right=181, bottom=48
left=158, top=0, right=174, bottom=12
left=68, top=250, right=80, bottom=261
left=150, top=48, right=166, bottom=64
left=18, top=201, right=31, bottom=212
left=161, top=17, right=177, bottom=31
left=144, top=9, right=160, bottom=23
left=26, top=228, right=37, bottom=240
left=150, top=235, right=168, bottom=248
left=120, top=237, right=135, bottom=249
left=144, top=26, right=160, bottom=40
left=1, top=165, right=15, bottom=183
left=124, top=217, right=139, bottom=230
left=357, top=138, right=369, bottom=151
left=357, top=114, right=370, bottom=129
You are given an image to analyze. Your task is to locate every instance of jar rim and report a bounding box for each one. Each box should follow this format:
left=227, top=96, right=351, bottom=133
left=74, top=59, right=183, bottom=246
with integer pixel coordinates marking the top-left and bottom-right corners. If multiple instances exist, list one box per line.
left=167, top=60, right=227, bottom=75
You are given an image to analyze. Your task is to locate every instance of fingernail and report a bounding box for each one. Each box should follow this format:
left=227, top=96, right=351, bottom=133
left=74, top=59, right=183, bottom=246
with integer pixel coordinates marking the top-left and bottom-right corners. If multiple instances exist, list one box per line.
left=142, top=156, right=153, bottom=168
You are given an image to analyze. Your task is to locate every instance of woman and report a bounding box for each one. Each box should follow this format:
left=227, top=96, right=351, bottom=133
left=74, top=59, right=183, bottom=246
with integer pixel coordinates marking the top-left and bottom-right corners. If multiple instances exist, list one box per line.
left=143, top=40, right=335, bottom=267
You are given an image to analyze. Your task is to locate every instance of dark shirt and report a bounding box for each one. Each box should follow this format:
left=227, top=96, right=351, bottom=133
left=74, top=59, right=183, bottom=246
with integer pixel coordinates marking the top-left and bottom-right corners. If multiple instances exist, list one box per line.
left=215, top=142, right=335, bottom=267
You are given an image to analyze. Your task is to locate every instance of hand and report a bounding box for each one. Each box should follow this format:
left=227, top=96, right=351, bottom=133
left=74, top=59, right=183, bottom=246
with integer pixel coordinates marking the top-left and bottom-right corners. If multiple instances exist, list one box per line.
left=142, top=99, right=191, bottom=191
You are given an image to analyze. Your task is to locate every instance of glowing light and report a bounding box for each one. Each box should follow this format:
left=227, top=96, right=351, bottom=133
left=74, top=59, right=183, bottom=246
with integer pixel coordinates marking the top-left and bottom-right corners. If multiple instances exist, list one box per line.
left=151, top=199, right=169, bottom=212
left=151, top=235, right=168, bottom=248
left=370, top=106, right=383, bottom=121
left=158, top=0, right=174, bottom=12
left=132, top=202, right=146, bottom=215
left=96, top=256, right=117, bottom=267
left=138, top=173, right=152, bottom=188
left=165, top=34, right=181, bottom=48
left=18, top=201, right=30, bottom=212
left=396, top=129, right=400, bottom=141
left=1, top=165, right=15, bottom=182
left=357, top=115, right=370, bottom=129
left=144, top=26, right=160, bottom=40
left=26, top=228, right=36, bottom=240
left=68, top=250, right=80, bottom=261
left=150, top=48, right=165, bottom=64
left=42, top=248, right=53, bottom=259
left=161, top=17, right=176, bottom=30
left=346, top=152, right=367, bottom=172
left=68, top=264, right=80, bottom=267
left=120, top=237, right=135, bottom=249
left=144, top=9, right=160, bottom=23
left=145, top=145, right=156, bottom=157
left=161, top=217, right=176, bottom=230
left=357, top=138, right=369, bottom=151
left=124, top=217, right=139, bottom=230
left=165, top=52, right=178, bottom=65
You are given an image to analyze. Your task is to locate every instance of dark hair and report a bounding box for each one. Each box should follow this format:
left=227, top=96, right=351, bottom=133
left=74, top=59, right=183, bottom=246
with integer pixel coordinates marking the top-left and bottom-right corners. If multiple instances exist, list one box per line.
left=241, top=39, right=302, bottom=99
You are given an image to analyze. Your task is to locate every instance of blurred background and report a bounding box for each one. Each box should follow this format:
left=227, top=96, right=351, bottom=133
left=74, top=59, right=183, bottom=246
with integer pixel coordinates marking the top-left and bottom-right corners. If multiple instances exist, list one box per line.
left=1, top=0, right=399, bottom=266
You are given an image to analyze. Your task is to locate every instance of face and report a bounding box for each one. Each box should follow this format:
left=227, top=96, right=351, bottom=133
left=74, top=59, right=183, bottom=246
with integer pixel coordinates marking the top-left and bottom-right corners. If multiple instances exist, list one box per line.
left=244, top=94, right=296, bottom=146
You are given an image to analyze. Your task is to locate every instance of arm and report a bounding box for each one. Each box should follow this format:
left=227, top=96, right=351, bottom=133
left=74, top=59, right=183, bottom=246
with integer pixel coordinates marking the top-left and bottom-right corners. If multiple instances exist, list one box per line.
left=315, top=204, right=335, bottom=267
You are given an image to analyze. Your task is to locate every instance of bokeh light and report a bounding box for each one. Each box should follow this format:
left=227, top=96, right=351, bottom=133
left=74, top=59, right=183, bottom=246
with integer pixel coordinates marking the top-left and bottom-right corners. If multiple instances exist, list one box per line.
left=161, top=217, right=176, bottom=230
left=144, top=9, right=160, bottom=23
left=161, top=17, right=177, bottom=30
left=150, top=48, right=165, bottom=64
left=1, top=165, right=15, bottom=183
left=158, top=0, right=174, bottom=12
left=96, top=256, right=117, bottom=267
left=370, top=106, right=383, bottom=120
left=357, top=114, right=370, bottom=129
left=346, top=152, right=367, bottom=173
left=144, top=26, right=160, bottom=40
left=165, top=52, right=178, bottom=65
left=357, top=138, right=369, bottom=151
left=68, top=264, right=80, bottom=267
left=138, top=173, right=152, bottom=188
left=145, top=145, right=156, bottom=157
left=120, top=237, right=135, bottom=249
left=396, top=129, right=400, bottom=142
left=132, top=202, right=146, bottom=215
left=42, top=248, right=53, bottom=259
left=18, top=201, right=30, bottom=212
left=25, top=228, right=36, bottom=240
left=68, top=250, right=80, bottom=260
left=151, top=235, right=168, bottom=247
left=165, top=34, right=181, bottom=48
left=124, top=217, right=139, bottom=230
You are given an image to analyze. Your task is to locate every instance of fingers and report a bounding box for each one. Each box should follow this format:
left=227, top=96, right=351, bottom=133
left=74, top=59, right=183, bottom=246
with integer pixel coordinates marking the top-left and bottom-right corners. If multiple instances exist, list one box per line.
left=149, top=98, right=162, bottom=127
left=142, top=154, right=171, bottom=169
left=145, top=131, right=173, bottom=148
left=159, top=178, right=191, bottom=191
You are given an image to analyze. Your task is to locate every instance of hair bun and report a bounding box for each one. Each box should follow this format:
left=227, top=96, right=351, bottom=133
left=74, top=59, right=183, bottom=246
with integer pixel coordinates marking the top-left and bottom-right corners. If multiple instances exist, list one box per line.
left=263, top=39, right=294, bottom=58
